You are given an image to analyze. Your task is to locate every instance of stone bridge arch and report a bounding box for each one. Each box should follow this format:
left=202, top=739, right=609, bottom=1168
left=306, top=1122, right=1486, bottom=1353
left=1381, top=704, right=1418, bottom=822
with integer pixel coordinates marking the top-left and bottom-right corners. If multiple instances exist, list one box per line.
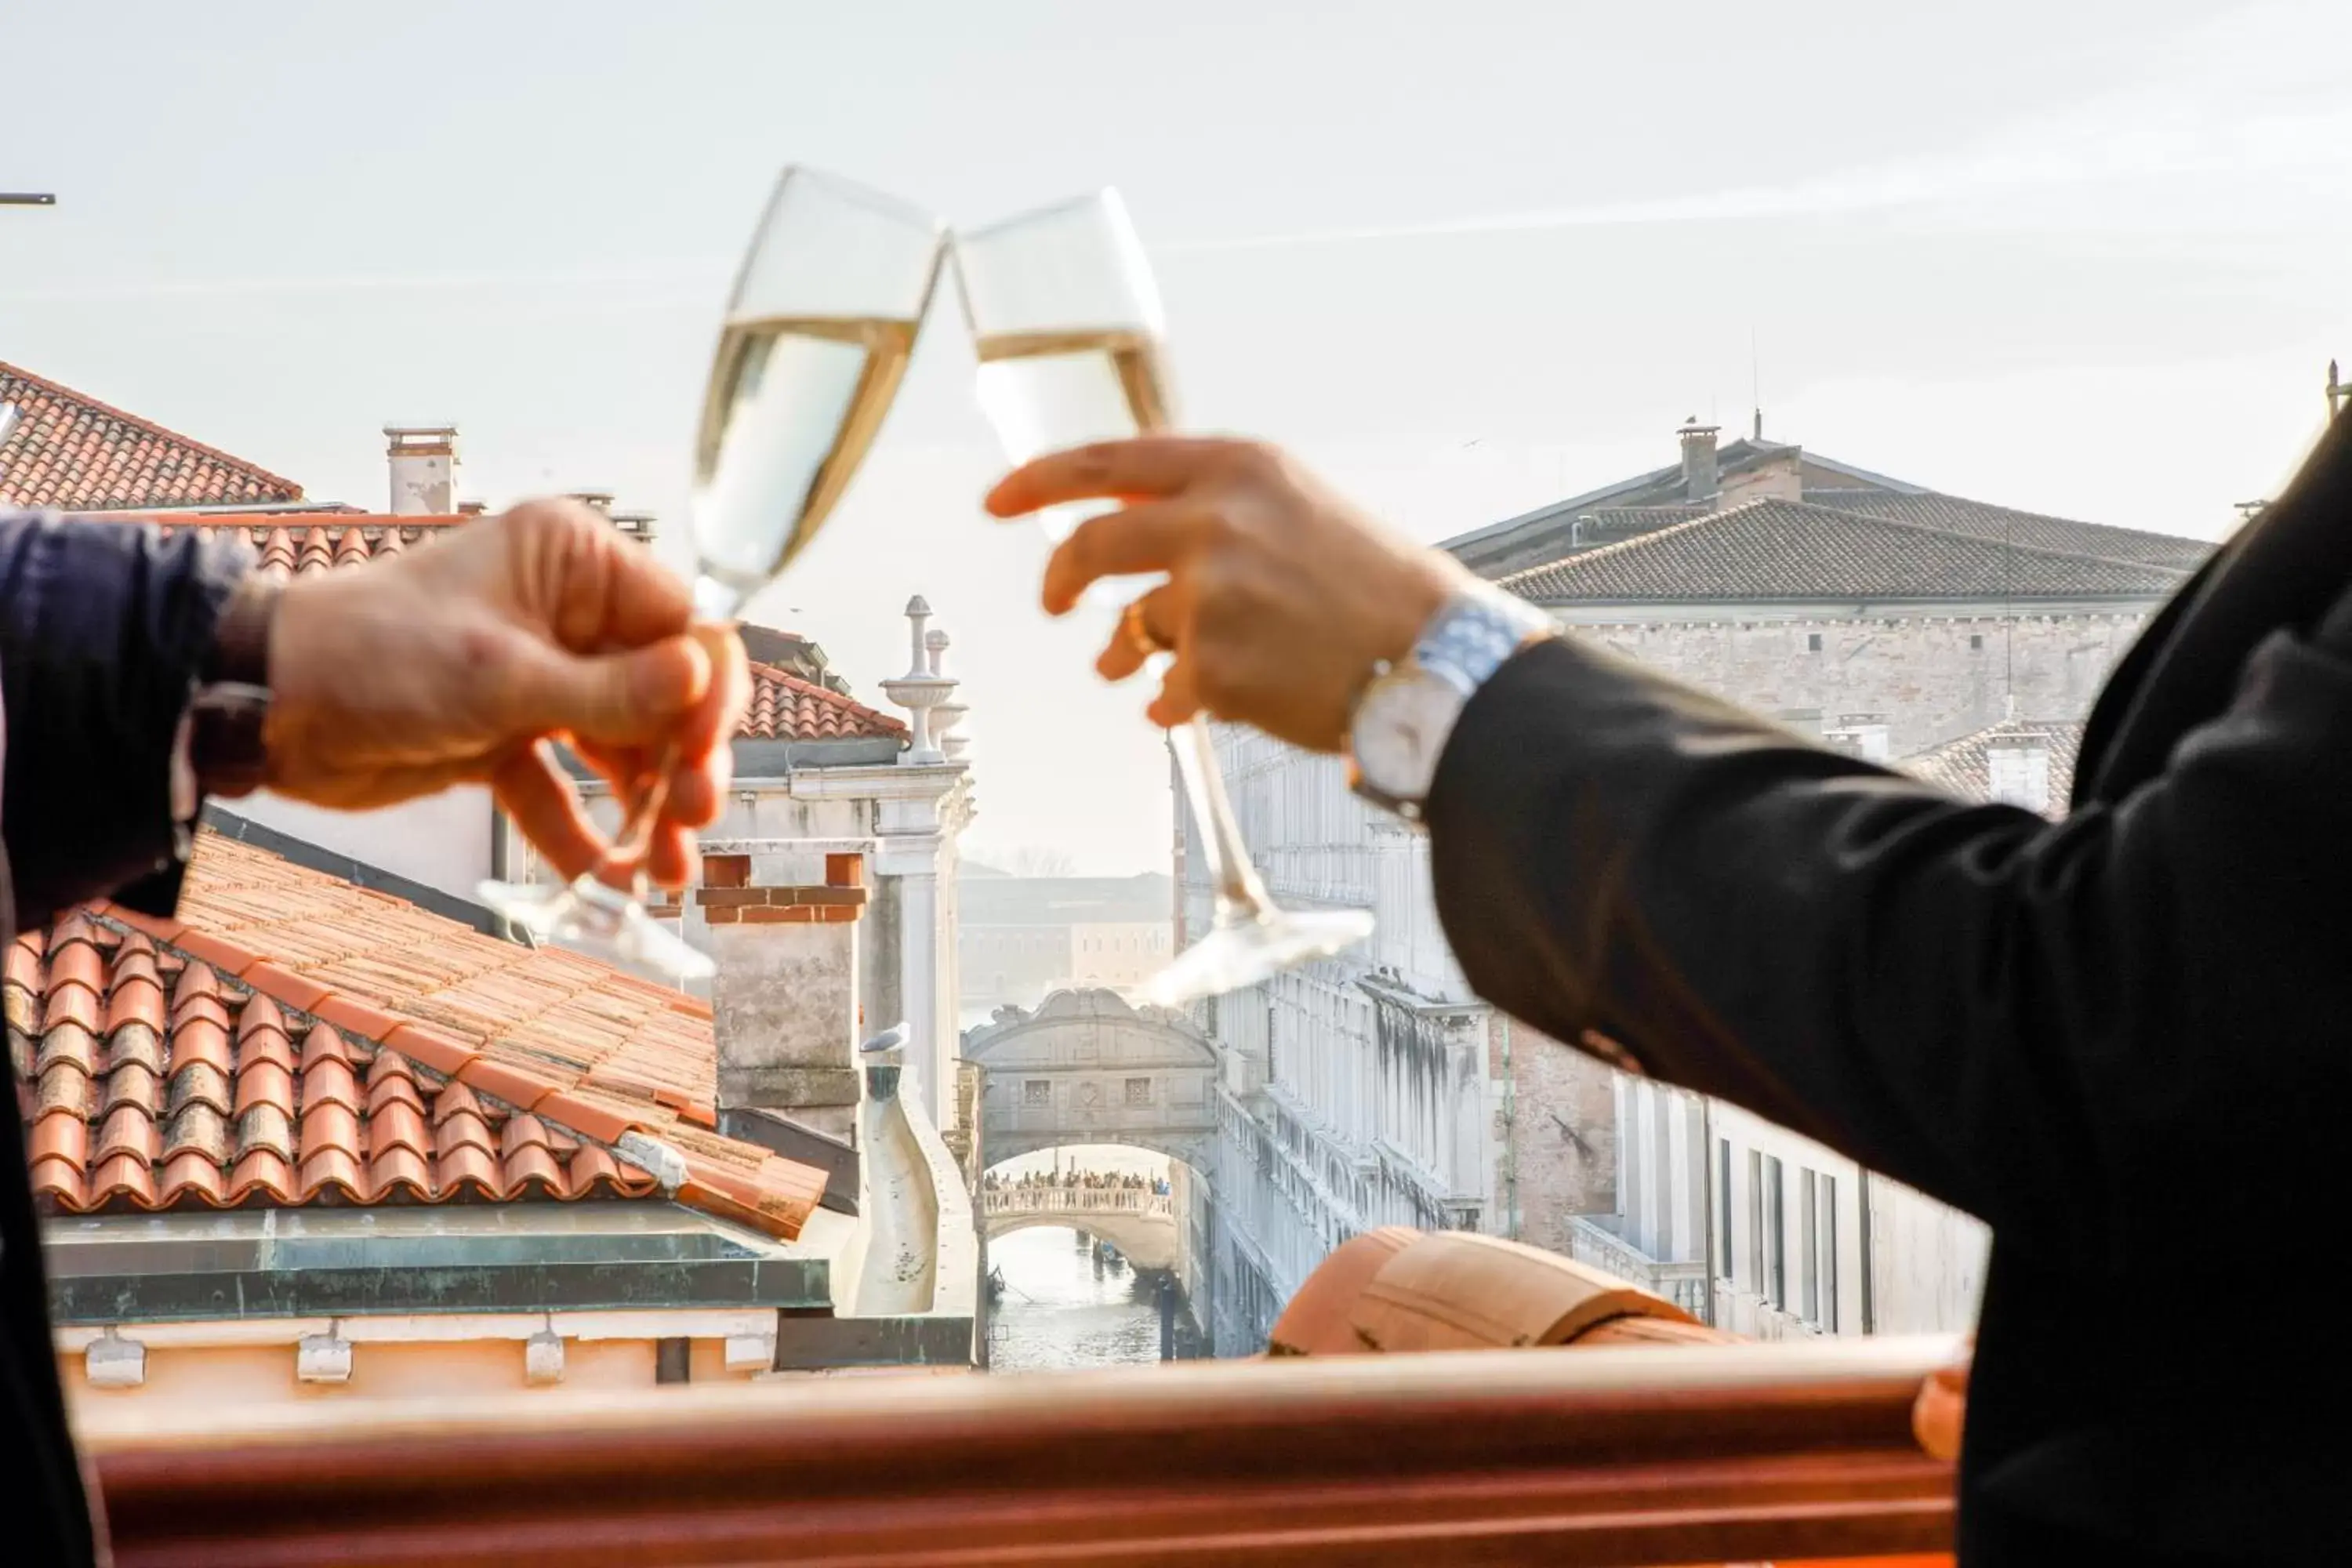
left=979, top=1189, right=1181, bottom=1270
left=960, top=989, right=1220, bottom=1174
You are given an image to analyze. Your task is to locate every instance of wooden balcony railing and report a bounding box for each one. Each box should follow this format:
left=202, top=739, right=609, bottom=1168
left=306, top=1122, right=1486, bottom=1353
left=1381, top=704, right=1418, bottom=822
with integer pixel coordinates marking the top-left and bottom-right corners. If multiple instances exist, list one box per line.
left=86, top=1334, right=1960, bottom=1567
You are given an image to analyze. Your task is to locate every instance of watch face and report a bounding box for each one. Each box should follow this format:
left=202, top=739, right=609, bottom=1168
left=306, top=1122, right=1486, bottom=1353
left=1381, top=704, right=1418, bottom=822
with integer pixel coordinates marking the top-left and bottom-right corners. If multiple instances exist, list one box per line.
left=1352, top=669, right=1465, bottom=804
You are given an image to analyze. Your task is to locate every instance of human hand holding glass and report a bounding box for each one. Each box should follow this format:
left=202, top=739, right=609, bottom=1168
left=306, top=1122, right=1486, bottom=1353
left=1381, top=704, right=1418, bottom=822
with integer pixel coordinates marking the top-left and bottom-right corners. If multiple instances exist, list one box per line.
left=953, top=190, right=1374, bottom=1007
left=477, top=167, right=944, bottom=981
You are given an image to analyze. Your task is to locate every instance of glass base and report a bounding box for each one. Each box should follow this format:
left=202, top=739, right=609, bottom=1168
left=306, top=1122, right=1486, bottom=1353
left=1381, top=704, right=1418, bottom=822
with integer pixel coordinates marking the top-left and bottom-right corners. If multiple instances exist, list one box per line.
left=1138, top=905, right=1375, bottom=1010
left=477, top=874, right=716, bottom=984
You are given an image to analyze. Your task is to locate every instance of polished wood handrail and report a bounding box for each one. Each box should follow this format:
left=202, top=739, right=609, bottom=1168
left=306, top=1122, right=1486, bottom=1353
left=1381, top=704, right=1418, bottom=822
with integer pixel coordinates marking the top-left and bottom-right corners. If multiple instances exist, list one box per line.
left=89, top=1335, right=1961, bottom=1567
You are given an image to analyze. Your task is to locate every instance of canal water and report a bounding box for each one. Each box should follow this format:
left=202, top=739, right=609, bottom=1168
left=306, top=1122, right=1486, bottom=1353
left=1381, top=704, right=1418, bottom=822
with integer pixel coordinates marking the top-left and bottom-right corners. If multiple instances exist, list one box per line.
left=984, top=1228, right=1206, bottom=1370
left=982, top=1144, right=1206, bottom=1370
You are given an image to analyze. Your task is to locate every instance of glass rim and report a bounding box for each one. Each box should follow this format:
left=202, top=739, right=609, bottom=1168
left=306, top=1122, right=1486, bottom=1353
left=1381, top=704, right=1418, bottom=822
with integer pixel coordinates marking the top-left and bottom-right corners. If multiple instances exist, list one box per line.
left=952, top=186, right=1136, bottom=247
left=724, top=164, right=946, bottom=321
left=760, top=163, right=945, bottom=234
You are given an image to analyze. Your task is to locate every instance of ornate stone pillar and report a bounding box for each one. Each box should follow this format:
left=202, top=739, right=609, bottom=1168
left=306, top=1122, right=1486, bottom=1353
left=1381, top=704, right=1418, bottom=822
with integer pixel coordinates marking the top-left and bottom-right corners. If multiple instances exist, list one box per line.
left=876, top=596, right=975, bottom=1134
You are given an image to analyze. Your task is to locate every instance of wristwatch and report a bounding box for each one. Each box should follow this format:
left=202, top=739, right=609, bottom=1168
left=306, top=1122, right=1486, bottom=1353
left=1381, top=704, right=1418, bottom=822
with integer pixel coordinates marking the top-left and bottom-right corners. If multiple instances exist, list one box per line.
left=1345, top=583, right=1555, bottom=821
left=180, top=573, right=280, bottom=804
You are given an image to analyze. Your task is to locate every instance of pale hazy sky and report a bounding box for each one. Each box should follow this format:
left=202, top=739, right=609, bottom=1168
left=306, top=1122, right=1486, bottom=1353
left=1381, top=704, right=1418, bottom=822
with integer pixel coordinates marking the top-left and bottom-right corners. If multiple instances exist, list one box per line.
left=5, top=1, right=2347, bottom=873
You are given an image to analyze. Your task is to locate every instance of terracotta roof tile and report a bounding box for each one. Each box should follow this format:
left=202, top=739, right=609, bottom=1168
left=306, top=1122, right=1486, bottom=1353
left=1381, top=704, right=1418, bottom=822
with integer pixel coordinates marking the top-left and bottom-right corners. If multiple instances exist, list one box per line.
left=0, top=361, right=306, bottom=511
left=9, top=830, right=826, bottom=1238
left=742, top=663, right=908, bottom=742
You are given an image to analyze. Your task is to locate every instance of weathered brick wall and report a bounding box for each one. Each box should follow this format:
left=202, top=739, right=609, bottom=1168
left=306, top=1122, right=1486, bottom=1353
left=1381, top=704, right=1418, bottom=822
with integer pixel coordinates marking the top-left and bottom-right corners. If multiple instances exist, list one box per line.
left=1577, top=611, right=2149, bottom=755
left=1490, top=1015, right=1618, bottom=1257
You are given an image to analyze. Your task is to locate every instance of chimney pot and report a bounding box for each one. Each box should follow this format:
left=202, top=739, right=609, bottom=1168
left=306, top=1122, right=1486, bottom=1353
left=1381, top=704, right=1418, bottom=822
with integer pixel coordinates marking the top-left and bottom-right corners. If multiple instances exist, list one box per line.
left=384, top=424, right=459, bottom=516
left=1678, top=417, right=1720, bottom=505
left=1986, top=731, right=2053, bottom=816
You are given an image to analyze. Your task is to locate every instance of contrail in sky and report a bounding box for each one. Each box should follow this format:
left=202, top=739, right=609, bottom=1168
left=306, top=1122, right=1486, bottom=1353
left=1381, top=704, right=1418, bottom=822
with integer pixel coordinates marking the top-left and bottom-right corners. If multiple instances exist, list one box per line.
left=1156, top=106, right=2352, bottom=255
left=4, top=102, right=2342, bottom=301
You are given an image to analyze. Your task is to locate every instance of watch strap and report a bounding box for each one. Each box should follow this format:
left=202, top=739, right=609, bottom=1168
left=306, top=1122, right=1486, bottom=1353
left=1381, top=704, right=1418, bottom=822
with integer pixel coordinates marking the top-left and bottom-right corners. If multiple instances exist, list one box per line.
left=1346, top=582, right=1555, bottom=818
left=189, top=574, right=280, bottom=800
left=1411, top=583, right=1556, bottom=696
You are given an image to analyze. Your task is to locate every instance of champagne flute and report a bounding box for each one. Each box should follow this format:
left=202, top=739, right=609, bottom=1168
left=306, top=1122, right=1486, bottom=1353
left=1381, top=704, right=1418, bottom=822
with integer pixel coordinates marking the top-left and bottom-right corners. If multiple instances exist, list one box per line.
left=478, top=166, right=944, bottom=981
left=951, top=190, right=1374, bottom=1007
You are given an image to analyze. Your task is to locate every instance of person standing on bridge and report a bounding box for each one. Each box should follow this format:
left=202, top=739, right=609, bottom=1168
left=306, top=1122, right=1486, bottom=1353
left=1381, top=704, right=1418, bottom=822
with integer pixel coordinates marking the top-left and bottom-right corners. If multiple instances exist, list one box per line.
left=988, top=418, right=2352, bottom=1567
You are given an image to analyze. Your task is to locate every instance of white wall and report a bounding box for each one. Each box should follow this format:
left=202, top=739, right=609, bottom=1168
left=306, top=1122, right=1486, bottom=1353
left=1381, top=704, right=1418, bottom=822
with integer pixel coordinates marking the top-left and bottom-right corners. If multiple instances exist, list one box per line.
left=230, top=786, right=495, bottom=902
left=1867, top=1172, right=1991, bottom=1335
left=1707, top=1104, right=1867, bottom=1339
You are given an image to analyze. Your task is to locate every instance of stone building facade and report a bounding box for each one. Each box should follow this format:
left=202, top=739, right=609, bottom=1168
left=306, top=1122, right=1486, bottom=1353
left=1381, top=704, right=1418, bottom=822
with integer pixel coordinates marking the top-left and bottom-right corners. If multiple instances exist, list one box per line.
left=1178, top=417, right=2209, bottom=1350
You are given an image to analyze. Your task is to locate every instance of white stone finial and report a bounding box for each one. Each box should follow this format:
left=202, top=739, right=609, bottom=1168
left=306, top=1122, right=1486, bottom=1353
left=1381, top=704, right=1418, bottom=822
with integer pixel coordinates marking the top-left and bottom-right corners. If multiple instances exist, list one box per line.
left=881, top=595, right=956, bottom=765
left=933, top=702, right=970, bottom=760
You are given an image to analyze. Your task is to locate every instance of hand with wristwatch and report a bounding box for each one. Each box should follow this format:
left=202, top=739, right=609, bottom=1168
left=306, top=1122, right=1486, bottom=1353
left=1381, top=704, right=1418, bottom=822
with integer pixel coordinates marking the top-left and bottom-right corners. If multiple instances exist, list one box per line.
left=986, top=436, right=1555, bottom=820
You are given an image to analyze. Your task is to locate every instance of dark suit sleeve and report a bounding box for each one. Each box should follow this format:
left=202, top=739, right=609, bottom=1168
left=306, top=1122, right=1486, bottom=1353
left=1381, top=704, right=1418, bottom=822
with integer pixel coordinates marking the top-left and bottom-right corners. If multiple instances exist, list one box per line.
left=1425, top=601, right=2352, bottom=1278
left=0, top=512, right=252, bottom=931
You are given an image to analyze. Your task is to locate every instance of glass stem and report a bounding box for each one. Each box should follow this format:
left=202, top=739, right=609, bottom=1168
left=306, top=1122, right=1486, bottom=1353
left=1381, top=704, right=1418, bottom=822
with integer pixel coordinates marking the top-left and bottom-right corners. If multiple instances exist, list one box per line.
left=588, top=738, right=685, bottom=896
left=1171, top=718, right=1271, bottom=927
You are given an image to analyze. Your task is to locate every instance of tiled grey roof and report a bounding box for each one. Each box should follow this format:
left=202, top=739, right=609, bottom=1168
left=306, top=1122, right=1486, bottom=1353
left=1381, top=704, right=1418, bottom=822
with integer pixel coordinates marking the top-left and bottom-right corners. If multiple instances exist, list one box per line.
left=1444, top=439, right=1922, bottom=575
left=1798, top=491, right=2212, bottom=572
left=1501, top=498, right=2190, bottom=604
left=1902, top=718, right=2085, bottom=815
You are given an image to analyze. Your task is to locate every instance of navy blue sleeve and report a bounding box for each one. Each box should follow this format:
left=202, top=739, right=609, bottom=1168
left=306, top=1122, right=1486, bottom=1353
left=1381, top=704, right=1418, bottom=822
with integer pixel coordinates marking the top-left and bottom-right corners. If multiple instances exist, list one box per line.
left=0, top=512, right=254, bottom=931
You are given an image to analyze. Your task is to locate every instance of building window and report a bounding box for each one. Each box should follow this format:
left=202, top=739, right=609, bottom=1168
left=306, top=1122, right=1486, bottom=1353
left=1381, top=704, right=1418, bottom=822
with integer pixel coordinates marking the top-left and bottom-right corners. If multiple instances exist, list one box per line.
left=1806, top=633, right=1823, bottom=652
left=1800, top=1169, right=1820, bottom=1323
left=1816, top=1173, right=1839, bottom=1328
left=1969, top=633, right=1984, bottom=650
left=1716, top=1137, right=1735, bottom=1279
left=1745, top=1150, right=1763, bottom=1289
left=1124, top=1076, right=1153, bottom=1105
left=1760, top=1152, right=1787, bottom=1309
left=1022, top=1080, right=1051, bottom=1107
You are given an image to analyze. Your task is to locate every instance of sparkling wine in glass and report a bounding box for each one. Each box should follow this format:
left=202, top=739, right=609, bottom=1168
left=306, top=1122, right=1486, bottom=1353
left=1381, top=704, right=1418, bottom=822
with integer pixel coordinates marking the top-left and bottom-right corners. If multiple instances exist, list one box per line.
left=478, top=167, right=944, bottom=981
left=951, top=190, right=1374, bottom=1008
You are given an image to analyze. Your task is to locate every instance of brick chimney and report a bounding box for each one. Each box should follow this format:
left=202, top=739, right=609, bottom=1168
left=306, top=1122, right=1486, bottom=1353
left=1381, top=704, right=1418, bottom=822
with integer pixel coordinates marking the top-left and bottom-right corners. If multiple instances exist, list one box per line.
left=385, top=426, right=459, bottom=515
left=1985, top=731, right=2053, bottom=816
left=1678, top=417, right=1719, bottom=505
left=699, top=848, right=872, bottom=1142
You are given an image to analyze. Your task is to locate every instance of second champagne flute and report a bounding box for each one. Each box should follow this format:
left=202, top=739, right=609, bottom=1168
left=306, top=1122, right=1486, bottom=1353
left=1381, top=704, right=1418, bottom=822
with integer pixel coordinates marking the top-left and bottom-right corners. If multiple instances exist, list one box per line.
left=950, top=189, right=1374, bottom=1008
left=477, top=165, right=943, bottom=981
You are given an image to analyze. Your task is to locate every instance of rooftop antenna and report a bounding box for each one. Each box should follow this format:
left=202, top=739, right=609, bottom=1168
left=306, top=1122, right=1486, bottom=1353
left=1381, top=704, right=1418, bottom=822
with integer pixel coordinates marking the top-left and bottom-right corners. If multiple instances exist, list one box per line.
left=1751, top=326, right=1763, bottom=442
left=0, top=192, right=49, bottom=473
left=2328, top=358, right=2346, bottom=422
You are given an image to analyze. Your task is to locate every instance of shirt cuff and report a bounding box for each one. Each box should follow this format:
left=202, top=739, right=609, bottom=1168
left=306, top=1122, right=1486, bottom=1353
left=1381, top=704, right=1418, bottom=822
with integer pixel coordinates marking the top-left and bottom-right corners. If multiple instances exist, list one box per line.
left=171, top=708, right=198, bottom=825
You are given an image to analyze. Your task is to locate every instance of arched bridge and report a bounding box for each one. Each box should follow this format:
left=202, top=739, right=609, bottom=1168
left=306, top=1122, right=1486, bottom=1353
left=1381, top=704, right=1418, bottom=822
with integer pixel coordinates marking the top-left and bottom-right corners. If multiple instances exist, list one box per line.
left=960, top=990, right=1220, bottom=1171
left=979, top=1185, right=1179, bottom=1269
